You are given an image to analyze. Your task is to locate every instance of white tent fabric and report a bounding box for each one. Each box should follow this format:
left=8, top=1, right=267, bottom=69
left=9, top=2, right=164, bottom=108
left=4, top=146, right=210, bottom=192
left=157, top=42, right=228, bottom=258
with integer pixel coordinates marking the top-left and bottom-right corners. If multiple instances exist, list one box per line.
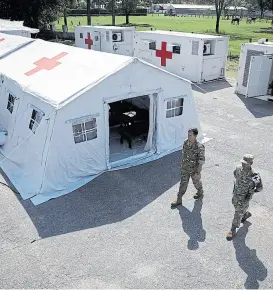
left=0, top=32, right=34, bottom=59
left=0, top=36, right=202, bottom=205
left=0, top=19, right=25, bottom=28
left=0, top=39, right=133, bottom=107
left=0, top=19, right=39, bottom=34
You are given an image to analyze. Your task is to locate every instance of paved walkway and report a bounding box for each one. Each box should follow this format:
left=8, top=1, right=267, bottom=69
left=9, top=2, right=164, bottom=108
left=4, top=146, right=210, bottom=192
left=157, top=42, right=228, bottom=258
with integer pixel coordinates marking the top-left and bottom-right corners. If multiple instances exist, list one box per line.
left=0, top=79, right=273, bottom=288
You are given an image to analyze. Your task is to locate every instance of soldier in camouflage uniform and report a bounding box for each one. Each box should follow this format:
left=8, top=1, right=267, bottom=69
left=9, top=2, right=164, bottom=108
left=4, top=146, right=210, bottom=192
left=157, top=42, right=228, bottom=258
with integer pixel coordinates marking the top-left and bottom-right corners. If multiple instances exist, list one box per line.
left=226, top=154, right=263, bottom=241
left=171, top=128, right=205, bottom=207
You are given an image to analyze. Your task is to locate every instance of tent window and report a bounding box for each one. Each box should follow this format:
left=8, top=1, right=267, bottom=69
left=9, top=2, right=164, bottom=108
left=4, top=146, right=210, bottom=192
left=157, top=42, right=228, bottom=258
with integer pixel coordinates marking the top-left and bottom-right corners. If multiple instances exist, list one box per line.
left=166, top=98, right=184, bottom=118
left=149, top=41, right=156, bottom=50
left=7, top=93, right=15, bottom=114
left=72, top=118, right=97, bottom=144
left=29, top=109, right=43, bottom=134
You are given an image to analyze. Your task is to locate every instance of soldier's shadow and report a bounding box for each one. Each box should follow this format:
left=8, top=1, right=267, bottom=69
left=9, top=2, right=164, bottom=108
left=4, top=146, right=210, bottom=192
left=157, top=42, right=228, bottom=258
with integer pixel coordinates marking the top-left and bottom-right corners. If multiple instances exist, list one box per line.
left=233, top=222, right=268, bottom=289
left=177, top=200, right=206, bottom=250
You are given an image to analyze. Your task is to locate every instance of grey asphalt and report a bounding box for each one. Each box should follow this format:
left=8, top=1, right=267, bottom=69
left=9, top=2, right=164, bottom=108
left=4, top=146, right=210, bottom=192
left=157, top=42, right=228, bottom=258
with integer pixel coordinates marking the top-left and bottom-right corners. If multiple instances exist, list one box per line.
left=0, top=79, right=273, bottom=289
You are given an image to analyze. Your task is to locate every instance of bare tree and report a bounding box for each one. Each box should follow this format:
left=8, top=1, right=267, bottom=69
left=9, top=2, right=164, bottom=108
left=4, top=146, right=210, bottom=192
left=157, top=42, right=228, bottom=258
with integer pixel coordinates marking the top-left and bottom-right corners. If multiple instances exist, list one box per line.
left=104, top=0, right=116, bottom=25
left=87, top=0, right=91, bottom=25
left=121, top=0, right=139, bottom=24
left=63, top=0, right=74, bottom=27
left=112, top=0, right=116, bottom=25
left=214, top=0, right=226, bottom=33
left=256, top=0, right=269, bottom=18
left=64, top=6, right=68, bottom=26
left=223, top=0, right=232, bottom=18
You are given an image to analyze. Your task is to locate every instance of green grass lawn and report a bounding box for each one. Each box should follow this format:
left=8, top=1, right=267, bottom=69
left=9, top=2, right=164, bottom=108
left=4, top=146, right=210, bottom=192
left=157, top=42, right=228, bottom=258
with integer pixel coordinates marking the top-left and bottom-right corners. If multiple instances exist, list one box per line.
left=55, top=14, right=273, bottom=77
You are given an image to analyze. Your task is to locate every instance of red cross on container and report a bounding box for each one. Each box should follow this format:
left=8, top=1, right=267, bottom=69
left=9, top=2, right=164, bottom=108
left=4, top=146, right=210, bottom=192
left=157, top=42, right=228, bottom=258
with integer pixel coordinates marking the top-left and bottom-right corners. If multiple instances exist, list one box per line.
left=85, top=33, right=93, bottom=49
left=156, top=41, right=173, bottom=67
left=0, top=38, right=5, bottom=42
left=25, top=52, right=68, bottom=76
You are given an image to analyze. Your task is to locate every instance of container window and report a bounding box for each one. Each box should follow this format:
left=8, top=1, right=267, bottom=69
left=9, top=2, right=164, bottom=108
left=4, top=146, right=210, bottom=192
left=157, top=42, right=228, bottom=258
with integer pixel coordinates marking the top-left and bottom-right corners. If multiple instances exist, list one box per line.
left=172, top=45, right=181, bottom=54
left=149, top=41, right=156, bottom=50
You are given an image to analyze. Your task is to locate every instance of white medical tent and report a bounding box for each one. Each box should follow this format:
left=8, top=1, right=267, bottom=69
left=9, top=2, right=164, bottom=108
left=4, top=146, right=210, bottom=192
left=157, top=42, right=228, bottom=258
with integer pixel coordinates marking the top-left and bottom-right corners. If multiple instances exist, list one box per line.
left=0, top=19, right=39, bottom=38
left=0, top=35, right=202, bottom=205
left=235, top=40, right=273, bottom=101
left=0, top=32, right=34, bottom=59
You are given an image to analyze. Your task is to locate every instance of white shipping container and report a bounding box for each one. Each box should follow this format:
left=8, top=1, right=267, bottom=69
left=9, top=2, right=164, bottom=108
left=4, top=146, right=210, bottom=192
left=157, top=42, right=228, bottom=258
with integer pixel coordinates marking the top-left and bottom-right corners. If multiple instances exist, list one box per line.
left=74, top=27, right=229, bottom=83
left=75, top=25, right=136, bottom=56
left=134, top=30, right=229, bottom=83
left=235, top=41, right=273, bottom=101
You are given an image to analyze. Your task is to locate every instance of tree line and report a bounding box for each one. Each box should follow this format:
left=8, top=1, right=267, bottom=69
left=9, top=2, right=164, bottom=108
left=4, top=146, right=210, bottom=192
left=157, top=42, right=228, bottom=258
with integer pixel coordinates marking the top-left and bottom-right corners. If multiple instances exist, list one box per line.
left=0, top=0, right=273, bottom=32
left=0, top=0, right=150, bottom=28
left=0, top=0, right=66, bottom=28
left=182, top=0, right=273, bottom=33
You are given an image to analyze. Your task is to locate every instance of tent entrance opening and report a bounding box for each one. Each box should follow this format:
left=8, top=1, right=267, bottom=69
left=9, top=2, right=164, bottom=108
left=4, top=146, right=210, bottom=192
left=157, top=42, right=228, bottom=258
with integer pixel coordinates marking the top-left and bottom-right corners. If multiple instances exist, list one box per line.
left=108, top=95, right=151, bottom=163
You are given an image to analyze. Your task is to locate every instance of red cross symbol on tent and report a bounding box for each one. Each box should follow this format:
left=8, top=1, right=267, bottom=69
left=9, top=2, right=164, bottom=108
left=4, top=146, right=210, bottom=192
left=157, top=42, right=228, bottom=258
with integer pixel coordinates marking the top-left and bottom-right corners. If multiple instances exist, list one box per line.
left=156, top=41, right=173, bottom=67
left=85, top=33, right=93, bottom=49
left=25, top=52, right=68, bottom=76
left=0, top=38, right=5, bottom=42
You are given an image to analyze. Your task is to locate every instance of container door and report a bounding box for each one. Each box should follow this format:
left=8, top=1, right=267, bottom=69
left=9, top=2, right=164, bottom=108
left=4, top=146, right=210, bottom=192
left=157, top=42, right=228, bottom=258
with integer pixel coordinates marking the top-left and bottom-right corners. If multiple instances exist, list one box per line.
left=202, top=57, right=222, bottom=82
left=92, top=31, right=101, bottom=51
left=246, top=55, right=273, bottom=98
left=134, top=39, right=154, bottom=64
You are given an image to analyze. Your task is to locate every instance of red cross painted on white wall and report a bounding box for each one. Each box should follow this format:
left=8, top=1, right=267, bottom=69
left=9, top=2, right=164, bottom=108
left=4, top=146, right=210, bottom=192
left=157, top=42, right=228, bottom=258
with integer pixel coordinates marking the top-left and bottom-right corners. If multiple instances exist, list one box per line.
left=25, top=52, right=68, bottom=76
left=156, top=41, right=173, bottom=67
left=85, top=33, right=93, bottom=49
left=0, top=38, right=5, bottom=42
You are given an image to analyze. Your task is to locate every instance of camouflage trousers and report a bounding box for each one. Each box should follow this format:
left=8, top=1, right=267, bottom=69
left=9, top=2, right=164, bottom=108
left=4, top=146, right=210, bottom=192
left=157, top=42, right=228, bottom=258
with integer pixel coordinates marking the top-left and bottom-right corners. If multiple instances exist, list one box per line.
left=177, top=171, right=203, bottom=201
left=232, top=198, right=250, bottom=228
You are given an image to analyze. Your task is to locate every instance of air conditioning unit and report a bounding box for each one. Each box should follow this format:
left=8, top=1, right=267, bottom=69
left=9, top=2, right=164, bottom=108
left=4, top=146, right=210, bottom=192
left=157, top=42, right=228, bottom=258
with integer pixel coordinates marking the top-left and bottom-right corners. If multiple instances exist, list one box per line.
left=203, top=43, right=211, bottom=55
left=258, top=38, right=269, bottom=44
left=112, top=32, right=122, bottom=42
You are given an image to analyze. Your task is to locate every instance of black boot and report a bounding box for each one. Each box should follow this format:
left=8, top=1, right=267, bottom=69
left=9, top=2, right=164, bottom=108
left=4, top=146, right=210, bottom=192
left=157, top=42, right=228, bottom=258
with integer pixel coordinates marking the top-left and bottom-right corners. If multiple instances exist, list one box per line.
left=194, top=190, right=204, bottom=200
left=241, top=212, right=252, bottom=223
left=226, top=226, right=237, bottom=241
left=171, top=198, right=182, bottom=207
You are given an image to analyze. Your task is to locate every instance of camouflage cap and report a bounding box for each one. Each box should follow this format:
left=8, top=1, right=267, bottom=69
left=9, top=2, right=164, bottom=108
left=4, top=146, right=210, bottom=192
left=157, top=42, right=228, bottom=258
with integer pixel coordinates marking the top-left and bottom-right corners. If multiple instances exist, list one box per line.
left=240, top=154, right=254, bottom=165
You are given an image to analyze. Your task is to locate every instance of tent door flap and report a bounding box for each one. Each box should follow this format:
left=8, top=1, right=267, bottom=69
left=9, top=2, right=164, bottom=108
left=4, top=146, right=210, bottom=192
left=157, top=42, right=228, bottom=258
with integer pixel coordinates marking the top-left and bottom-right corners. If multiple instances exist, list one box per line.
left=246, top=55, right=273, bottom=98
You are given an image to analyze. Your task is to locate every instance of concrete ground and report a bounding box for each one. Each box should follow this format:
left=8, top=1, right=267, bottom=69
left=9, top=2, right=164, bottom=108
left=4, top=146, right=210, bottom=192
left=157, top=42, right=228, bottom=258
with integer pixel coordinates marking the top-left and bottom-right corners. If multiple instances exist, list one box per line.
left=0, top=79, right=273, bottom=289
